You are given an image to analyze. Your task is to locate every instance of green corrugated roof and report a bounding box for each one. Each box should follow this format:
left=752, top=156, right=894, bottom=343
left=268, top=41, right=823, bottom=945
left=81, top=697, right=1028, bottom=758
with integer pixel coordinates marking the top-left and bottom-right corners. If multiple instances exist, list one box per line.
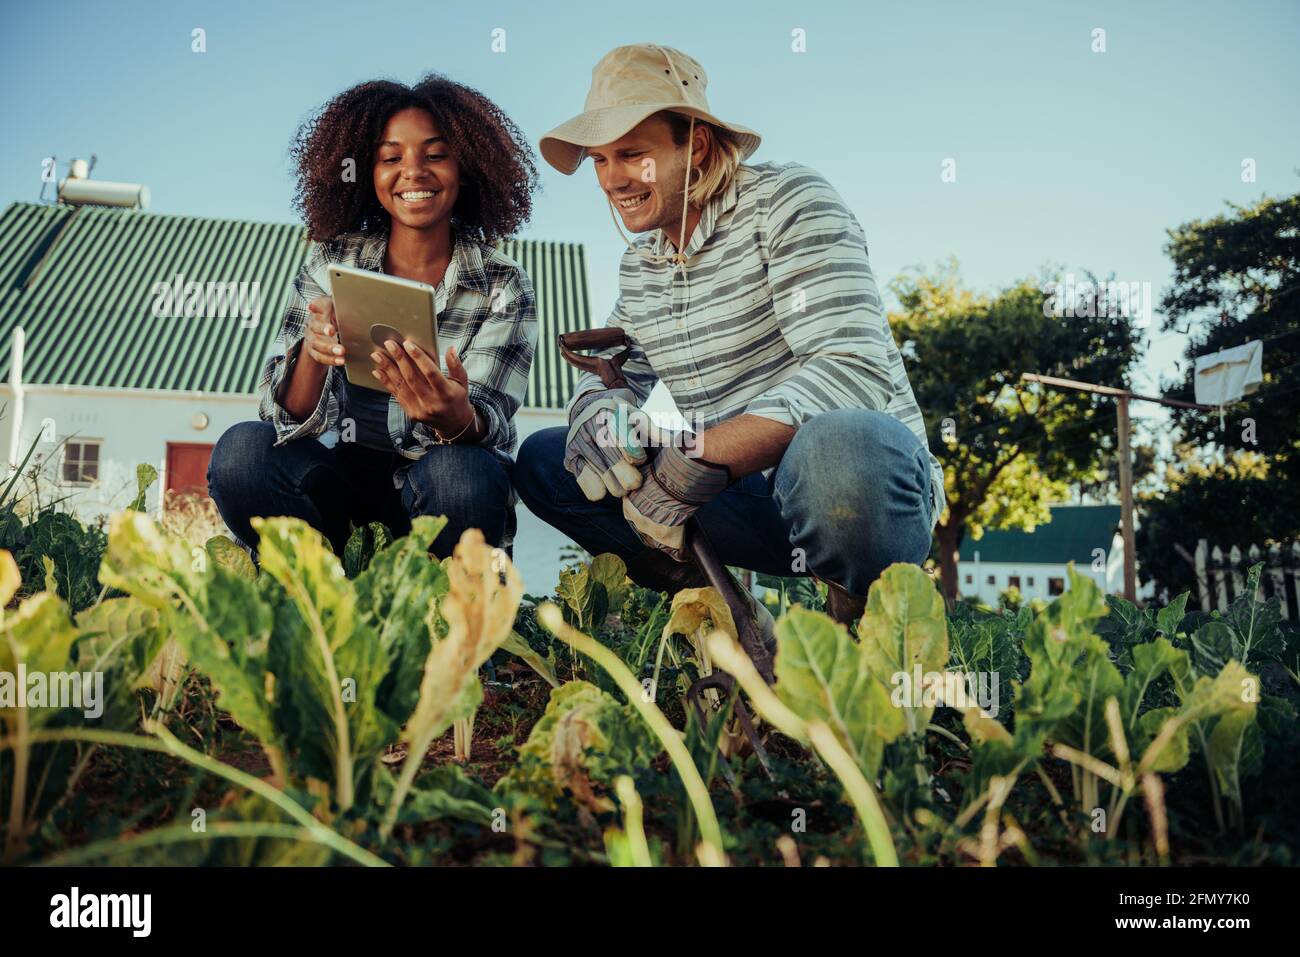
left=0, top=201, right=590, bottom=408
left=501, top=238, right=592, bottom=410
left=958, top=505, right=1122, bottom=564
left=0, top=202, right=307, bottom=394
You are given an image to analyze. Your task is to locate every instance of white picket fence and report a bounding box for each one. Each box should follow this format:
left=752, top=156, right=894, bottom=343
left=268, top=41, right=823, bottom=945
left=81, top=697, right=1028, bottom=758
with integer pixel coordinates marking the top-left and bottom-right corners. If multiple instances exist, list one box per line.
left=1192, top=540, right=1300, bottom=618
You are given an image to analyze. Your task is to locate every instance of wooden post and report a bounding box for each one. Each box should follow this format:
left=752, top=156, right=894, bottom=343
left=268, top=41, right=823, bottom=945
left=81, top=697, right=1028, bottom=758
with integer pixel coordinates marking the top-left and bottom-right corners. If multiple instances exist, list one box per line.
left=1115, top=394, right=1136, bottom=602
left=1020, top=373, right=1215, bottom=605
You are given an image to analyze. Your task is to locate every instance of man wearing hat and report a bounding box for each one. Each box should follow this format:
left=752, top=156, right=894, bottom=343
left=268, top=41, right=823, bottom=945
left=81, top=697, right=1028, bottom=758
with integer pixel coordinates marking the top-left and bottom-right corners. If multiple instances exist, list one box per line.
left=514, top=43, right=945, bottom=625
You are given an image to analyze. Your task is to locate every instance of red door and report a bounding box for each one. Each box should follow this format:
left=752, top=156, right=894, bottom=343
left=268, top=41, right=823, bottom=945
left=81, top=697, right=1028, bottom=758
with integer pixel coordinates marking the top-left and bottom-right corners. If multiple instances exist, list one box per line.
left=165, top=442, right=215, bottom=497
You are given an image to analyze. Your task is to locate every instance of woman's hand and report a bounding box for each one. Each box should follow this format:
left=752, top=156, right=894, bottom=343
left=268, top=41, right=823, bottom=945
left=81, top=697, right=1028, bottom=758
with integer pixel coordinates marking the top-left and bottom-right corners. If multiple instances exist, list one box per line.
left=372, top=340, right=476, bottom=437
left=277, top=296, right=339, bottom=419
left=303, top=297, right=346, bottom=367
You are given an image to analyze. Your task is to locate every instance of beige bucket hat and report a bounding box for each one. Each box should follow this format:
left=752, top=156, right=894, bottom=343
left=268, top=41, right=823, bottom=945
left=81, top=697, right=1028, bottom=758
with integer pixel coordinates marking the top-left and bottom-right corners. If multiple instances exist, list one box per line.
left=540, top=43, right=762, bottom=175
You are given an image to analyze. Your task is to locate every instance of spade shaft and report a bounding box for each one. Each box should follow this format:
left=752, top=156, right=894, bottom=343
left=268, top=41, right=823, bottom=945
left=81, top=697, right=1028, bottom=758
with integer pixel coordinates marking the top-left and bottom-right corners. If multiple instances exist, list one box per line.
left=557, top=330, right=775, bottom=684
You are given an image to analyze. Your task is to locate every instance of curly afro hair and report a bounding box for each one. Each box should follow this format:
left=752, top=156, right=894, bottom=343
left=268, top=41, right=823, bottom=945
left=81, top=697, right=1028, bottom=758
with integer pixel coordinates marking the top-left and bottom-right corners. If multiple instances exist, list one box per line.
left=290, top=74, right=538, bottom=244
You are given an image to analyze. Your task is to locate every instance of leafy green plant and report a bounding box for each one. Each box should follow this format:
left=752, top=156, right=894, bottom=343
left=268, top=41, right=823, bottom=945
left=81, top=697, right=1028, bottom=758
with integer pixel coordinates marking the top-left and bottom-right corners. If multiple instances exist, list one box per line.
left=98, top=509, right=519, bottom=837
left=499, top=680, right=658, bottom=813
left=10, top=511, right=106, bottom=612
left=856, top=564, right=950, bottom=790
left=5, top=478, right=1295, bottom=868
left=754, top=573, right=824, bottom=616
left=380, top=527, right=522, bottom=840
left=343, top=521, right=394, bottom=578
left=555, top=553, right=628, bottom=632
left=98, top=511, right=290, bottom=788
left=706, top=625, right=899, bottom=866
left=256, top=516, right=396, bottom=811
left=538, top=602, right=728, bottom=866
left=0, top=551, right=82, bottom=861
left=944, top=566, right=1264, bottom=854
left=75, top=594, right=180, bottom=721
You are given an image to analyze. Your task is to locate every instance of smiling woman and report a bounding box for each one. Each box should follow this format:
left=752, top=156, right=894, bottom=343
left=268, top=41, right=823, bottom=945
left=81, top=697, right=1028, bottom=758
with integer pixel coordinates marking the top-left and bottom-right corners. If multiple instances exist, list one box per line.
left=205, top=74, right=539, bottom=564
left=291, top=75, right=537, bottom=245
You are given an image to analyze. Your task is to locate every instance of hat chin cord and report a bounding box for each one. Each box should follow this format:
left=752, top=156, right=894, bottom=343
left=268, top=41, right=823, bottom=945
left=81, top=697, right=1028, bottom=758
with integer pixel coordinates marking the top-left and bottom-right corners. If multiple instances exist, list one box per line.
left=605, top=114, right=698, bottom=275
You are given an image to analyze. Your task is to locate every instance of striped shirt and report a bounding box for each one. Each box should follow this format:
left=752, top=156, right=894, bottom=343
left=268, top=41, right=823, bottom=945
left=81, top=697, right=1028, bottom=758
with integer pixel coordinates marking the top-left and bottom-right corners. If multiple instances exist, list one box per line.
left=257, top=228, right=538, bottom=487
left=570, top=161, right=945, bottom=526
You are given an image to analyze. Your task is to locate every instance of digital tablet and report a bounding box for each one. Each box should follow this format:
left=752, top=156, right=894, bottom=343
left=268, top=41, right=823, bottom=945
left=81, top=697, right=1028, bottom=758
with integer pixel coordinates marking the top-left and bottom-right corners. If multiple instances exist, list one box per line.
left=327, top=265, right=439, bottom=391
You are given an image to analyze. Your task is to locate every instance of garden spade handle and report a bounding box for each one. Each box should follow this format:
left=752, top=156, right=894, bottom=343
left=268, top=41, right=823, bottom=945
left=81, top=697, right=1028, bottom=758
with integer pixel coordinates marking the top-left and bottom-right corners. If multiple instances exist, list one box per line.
left=557, top=330, right=776, bottom=685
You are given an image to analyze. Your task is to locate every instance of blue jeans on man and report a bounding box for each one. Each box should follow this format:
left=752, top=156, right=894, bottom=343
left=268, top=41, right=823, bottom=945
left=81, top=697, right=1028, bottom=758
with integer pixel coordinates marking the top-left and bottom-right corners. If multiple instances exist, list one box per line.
left=514, top=408, right=936, bottom=597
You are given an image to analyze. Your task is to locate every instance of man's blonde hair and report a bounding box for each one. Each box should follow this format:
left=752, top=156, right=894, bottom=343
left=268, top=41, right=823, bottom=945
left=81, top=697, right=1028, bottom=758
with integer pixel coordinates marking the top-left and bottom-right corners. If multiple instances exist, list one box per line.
left=662, top=111, right=745, bottom=207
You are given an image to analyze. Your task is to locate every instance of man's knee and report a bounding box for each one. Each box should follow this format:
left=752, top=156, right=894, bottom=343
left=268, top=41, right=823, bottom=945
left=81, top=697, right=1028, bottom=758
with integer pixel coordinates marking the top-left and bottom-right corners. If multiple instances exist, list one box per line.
left=783, top=408, right=922, bottom=494
left=776, top=409, right=933, bottom=590
left=513, top=427, right=568, bottom=511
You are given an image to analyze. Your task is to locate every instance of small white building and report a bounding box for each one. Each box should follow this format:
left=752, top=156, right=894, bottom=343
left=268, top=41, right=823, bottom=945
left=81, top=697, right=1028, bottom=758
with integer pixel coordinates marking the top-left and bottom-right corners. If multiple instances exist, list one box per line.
left=0, top=199, right=590, bottom=596
left=956, top=504, right=1155, bottom=604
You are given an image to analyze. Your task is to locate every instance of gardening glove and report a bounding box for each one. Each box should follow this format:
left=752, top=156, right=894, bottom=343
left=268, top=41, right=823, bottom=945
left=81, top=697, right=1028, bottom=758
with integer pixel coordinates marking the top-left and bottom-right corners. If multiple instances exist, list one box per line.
left=564, top=388, right=666, bottom=501
left=622, top=433, right=731, bottom=562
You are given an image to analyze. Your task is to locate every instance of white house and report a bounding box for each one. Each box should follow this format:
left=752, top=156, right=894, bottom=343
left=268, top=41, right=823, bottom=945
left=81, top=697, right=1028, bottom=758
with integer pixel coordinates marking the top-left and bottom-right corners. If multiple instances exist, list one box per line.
left=0, top=199, right=590, bottom=596
left=956, top=504, right=1155, bottom=604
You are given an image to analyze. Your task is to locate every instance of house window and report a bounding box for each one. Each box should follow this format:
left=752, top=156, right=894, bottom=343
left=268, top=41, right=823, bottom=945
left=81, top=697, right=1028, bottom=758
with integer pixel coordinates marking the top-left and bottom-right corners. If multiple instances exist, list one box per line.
left=1048, top=577, right=1065, bottom=596
left=986, top=575, right=996, bottom=586
left=62, top=440, right=101, bottom=485
left=1008, top=576, right=1021, bottom=589
left=1027, top=576, right=1035, bottom=587
left=964, top=574, right=972, bottom=585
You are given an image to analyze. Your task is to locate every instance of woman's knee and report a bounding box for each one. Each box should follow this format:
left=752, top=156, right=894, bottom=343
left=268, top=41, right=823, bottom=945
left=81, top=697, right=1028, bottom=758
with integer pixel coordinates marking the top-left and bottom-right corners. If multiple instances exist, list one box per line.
left=404, top=445, right=511, bottom=521
left=207, top=420, right=277, bottom=498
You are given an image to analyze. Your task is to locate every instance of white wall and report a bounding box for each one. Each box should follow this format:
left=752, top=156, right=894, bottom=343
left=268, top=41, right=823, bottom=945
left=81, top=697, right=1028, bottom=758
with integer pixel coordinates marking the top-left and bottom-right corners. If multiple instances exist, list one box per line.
left=510, top=407, right=575, bottom=595
left=957, top=531, right=1156, bottom=604
left=955, top=558, right=1101, bottom=606
left=1, top=384, right=256, bottom=518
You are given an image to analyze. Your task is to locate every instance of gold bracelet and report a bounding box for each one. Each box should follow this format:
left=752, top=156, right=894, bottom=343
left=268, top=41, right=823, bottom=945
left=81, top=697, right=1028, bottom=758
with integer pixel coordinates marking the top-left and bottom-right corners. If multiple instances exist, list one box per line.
left=434, top=407, right=477, bottom=445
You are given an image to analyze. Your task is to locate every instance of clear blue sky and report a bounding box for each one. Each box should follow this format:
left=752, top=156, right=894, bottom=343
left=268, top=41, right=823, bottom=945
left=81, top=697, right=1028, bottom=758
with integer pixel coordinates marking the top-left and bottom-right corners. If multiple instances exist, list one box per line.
left=3, top=0, right=1298, bottom=436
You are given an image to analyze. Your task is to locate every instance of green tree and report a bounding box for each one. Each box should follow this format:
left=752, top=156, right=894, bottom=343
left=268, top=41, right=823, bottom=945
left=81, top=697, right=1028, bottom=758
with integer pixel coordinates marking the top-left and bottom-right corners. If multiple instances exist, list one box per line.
left=1074, top=441, right=1159, bottom=501
left=1164, top=192, right=1300, bottom=435
left=1136, top=187, right=1300, bottom=598
left=890, top=260, right=1142, bottom=600
left=1135, top=446, right=1295, bottom=601
left=1161, top=188, right=1299, bottom=476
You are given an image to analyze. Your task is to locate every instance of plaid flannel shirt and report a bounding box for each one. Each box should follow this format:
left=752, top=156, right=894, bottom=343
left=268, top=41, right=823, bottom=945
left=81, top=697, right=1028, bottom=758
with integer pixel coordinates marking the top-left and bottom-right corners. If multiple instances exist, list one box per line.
left=257, top=228, right=537, bottom=488
left=569, top=162, right=946, bottom=528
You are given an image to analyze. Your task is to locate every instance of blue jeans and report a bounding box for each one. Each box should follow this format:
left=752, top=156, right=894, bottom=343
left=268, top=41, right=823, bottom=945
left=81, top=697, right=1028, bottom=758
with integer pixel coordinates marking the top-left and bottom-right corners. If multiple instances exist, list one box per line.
left=207, top=420, right=513, bottom=562
left=514, top=408, right=936, bottom=596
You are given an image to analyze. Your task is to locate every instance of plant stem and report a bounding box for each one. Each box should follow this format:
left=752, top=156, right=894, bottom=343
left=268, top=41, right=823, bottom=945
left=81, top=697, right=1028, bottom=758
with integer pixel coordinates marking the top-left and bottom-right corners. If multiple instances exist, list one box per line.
left=1034, top=763, right=1072, bottom=832
left=705, top=629, right=899, bottom=867
left=807, top=721, right=901, bottom=866
left=927, top=722, right=970, bottom=751
left=613, top=776, right=653, bottom=867
left=0, top=726, right=387, bottom=867
left=3, top=703, right=29, bottom=863
left=37, top=821, right=341, bottom=866
left=540, top=603, right=728, bottom=866
left=283, top=573, right=354, bottom=812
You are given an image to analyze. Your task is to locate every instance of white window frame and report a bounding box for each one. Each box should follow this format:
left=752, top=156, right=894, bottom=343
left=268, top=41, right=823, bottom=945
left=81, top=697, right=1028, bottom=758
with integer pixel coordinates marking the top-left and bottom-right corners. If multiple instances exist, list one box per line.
left=61, top=439, right=103, bottom=487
